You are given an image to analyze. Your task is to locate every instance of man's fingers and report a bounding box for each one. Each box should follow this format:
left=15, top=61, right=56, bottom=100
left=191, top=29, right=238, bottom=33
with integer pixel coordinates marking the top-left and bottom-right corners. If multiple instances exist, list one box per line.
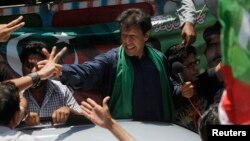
left=53, top=47, right=67, bottom=63
left=37, top=60, right=62, bottom=69
left=191, top=35, right=196, bottom=44
left=49, top=46, right=57, bottom=60
left=56, top=112, right=61, bottom=123
left=181, top=31, right=187, bottom=46
left=55, top=64, right=63, bottom=70
left=186, top=36, right=191, bottom=46
left=40, top=46, right=67, bottom=64
left=183, top=35, right=191, bottom=46
left=81, top=101, right=93, bottom=111
left=7, top=22, right=25, bottom=33
left=182, top=81, right=192, bottom=88
left=182, top=33, right=196, bottom=46
left=59, top=112, right=64, bottom=123
left=86, top=98, right=98, bottom=108
left=187, top=35, right=196, bottom=45
left=182, top=39, right=187, bottom=46
left=52, top=67, right=62, bottom=77
left=27, top=113, right=40, bottom=125
left=52, top=112, right=57, bottom=124
left=81, top=105, right=92, bottom=115
left=183, top=85, right=194, bottom=98
left=37, top=59, right=47, bottom=65
left=6, top=16, right=23, bottom=28
left=6, top=16, right=25, bottom=32
left=103, top=96, right=110, bottom=109
left=35, top=116, right=40, bottom=125
left=42, top=48, right=50, bottom=59
left=81, top=109, right=91, bottom=118
left=81, top=108, right=94, bottom=123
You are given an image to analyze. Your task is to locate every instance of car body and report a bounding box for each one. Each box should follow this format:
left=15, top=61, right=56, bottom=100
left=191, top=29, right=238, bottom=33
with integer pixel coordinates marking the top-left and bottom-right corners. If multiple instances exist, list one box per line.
left=20, top=119, right=201, bottom=141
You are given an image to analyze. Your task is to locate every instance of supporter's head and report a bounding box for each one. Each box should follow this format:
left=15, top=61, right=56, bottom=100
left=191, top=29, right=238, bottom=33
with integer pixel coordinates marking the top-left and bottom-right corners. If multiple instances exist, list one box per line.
left=165, top=44, right=199, bottom=82
left=203, top=21, right=221, bottom=68
left=20, top=41, right=47, bottom=75
left=198, top=103, right=220, bottom=141
left=20, top=41, right=49, bottom=88
left=117, top=8, right=151, bottom=58
left=0, top=82, right=20, bottom=128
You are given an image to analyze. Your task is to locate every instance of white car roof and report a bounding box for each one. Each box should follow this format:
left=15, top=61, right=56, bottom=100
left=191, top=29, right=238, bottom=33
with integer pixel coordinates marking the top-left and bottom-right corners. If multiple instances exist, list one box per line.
left=21, top=120, right=201, bottom=141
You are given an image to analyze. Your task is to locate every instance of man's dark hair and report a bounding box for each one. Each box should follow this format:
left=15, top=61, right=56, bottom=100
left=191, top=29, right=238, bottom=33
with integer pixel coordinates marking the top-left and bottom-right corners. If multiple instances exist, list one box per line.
left=203, top=21, right=221, bottom=46
left=20, top=41, right=48, bottom=63
left=198, top=103, right=220, bottom=141
left=0, top=82, right=20, bottom=126
left=116, top=8, right=152, bottom=35
left=165, top=44, right=196, bottom=80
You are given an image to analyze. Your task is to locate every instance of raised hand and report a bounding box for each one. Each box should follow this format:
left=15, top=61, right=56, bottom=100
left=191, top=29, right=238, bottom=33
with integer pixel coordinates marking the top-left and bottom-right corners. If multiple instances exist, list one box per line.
left=36, top=46, right=67, bottom=80
left=7, top=47, right=66, bottom=91
left=0, top=16, right=25, bottom=42
left=81, top=97, right=136, bottom=141
left=181, top=22, right=196, bottom=46
left=81, top=96, right=112, bottom=129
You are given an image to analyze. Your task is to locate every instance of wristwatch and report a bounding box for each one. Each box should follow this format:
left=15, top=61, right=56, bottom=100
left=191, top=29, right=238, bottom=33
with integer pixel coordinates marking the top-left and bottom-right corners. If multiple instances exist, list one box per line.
left=28, top=72, right=41, bottom=88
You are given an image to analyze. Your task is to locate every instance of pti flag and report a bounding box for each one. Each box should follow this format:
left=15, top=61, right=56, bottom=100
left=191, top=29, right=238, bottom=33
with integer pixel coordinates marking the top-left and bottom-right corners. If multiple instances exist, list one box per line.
left=219, top=0, right=250, bottom=124
left=0, top=23, right=120, bottom=76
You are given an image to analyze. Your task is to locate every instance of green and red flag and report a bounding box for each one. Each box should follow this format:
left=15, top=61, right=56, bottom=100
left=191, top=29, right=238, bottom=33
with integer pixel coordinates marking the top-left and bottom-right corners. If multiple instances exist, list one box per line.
left=0, top=23, right=120, bottom=76
left=219, top=0, right=250, bottom=124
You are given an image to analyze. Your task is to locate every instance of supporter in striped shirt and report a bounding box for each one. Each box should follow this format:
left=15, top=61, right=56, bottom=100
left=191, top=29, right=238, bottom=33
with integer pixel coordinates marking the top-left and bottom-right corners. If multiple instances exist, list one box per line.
left=20, top=41, right=82, bottom=126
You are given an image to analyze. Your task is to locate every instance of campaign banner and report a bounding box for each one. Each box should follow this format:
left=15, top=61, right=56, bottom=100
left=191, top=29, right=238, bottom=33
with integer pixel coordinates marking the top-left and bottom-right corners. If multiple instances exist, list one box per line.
left=0, top=4, right=217, bottom=74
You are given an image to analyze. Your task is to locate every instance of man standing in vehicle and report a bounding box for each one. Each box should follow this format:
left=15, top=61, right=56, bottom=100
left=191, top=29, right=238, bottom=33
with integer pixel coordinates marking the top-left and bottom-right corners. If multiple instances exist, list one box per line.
left=55, top=8, right=174, bottom=122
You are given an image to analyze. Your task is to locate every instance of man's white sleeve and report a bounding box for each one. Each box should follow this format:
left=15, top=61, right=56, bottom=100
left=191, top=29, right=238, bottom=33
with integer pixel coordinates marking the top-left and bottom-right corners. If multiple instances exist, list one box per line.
left=176, top=0, right=196, bottom=26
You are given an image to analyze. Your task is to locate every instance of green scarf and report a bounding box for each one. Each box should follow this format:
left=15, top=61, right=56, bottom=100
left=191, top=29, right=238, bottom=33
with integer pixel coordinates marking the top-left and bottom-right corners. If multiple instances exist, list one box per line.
left=109, top=45, right=174, bottom=122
